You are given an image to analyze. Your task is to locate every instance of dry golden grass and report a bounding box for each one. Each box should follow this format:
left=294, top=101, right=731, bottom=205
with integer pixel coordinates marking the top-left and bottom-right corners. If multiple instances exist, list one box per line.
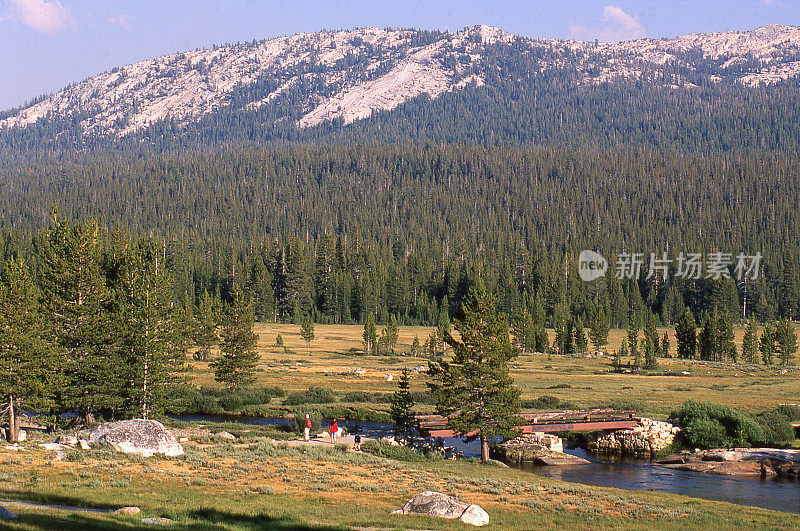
left=187, top=323, right=800, bottom=419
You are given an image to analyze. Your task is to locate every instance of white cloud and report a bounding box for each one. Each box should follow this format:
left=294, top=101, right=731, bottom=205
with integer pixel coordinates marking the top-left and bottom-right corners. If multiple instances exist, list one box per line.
left=107, top=14, right=129, bottom=30
left=7, top=0, right=76, bottom=35
left=569, top=5, right=646, bottom=43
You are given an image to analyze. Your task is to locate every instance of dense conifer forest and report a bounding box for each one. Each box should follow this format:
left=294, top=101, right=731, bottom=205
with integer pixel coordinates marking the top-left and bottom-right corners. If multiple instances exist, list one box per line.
left=0, top=144, right=797, bottom=331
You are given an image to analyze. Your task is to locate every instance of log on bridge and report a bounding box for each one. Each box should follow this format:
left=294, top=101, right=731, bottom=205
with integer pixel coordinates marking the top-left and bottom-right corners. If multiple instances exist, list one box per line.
left=416, top=409, right=637, bottom=438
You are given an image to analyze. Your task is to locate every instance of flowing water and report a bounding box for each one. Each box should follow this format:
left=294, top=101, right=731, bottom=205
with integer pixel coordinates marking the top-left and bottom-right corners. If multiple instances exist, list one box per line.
left=175, top=415, right=800, bottom=514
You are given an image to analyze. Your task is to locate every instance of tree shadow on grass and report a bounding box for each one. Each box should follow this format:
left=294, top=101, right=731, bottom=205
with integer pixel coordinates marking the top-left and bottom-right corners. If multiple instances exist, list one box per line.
left=3, top=490, right=341, bottom=530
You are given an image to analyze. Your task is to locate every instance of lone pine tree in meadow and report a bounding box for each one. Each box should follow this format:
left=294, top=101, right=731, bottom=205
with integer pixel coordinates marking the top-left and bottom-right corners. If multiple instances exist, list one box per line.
left=213, top=287, right=260, bottom=389
left=299, top=314, right=315, bottom=349
left=428, top=280, right=523, bottom=462
left=775, top=319, right=798, bottom=365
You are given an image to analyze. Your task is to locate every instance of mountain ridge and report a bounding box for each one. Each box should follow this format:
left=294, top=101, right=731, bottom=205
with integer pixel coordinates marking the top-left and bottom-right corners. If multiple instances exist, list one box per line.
left=2, top=24, right=800, bottom=139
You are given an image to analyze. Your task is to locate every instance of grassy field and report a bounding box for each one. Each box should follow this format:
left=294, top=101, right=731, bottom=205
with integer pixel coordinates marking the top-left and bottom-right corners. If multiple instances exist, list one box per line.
left=187, top=322, right=800, bottom=419
left=2, top=429, right=799, bottom=529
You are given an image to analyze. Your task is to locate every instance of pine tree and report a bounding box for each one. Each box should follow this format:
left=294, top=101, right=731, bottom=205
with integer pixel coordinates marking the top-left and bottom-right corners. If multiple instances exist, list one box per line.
left=38, top=212, right=116, bottom=422
left=383, top=314, right=399, bottom=354
left=588, top=306, right=610, bottom=355
left=699, top=310, right=719, bottom=361
left=741, top=320, right=758, bottom=363
left=661, top=331, right=671, bottom=358
left=195, top=290, right=217, bottom=361
left=676, top=308, right=697, bottom=359
left=437, top=306, right=451, bottom=355
left=643, top=313, right=660, bottom=357
left=390, top=368, right=415, bottom=444
left=363, top=314, right=377, bottom=355
left=213, top=287, right=260, bottom=389
left=117, top=239, right=187, bottom=419
left=627, top=317, right=639, bottom=365
left=717, top=311, right=736, bottom=362
left=775, top=319, right=798, bottom=366
left=428, top=281, right=523, bottom=462
left=760, top=323, right=776, bottom=365
left=644, top=335, right=658, bottom=370
left=574, top=317, right=588, bottom=354
left=299, top=314, right=315, bottom=349
left=411, top=335, right=421, bottom=356
left=512, top=308, right=536, bottom=355
left=0, top=259, right=60, bottom=442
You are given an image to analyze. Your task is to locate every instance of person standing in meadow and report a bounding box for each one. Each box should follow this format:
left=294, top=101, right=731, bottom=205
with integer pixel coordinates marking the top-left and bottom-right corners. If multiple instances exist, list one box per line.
left=304, top=414, right=312, bottom=441
left=329, top=418, right=339, bottom=444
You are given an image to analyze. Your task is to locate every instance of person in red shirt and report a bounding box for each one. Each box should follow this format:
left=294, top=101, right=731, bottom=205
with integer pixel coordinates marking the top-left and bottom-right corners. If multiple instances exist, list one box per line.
left=304, top=414, right=312, bottom=441
left=329, top=418, right=338, bottom=444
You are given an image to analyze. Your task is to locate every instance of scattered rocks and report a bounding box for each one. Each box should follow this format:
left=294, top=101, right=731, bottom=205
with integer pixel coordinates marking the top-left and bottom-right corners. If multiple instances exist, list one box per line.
left=55, top=435, right=79, bottom=446
left=494, top=433, right=589, bottom=465
left=48, top=449, right=67, bottom=461
left=588, top=417, right=679, bottom=457
left=142, top=517, right=174, bottom=525
left=659, top=448, right=800, bottom=479
left=392, top=491, right=488, bottom=527
left=214, top=431, right=236, bottom=441
left=79, top=439, right=91, bottom=450
left=79, top=420, right=184, bottom=457
left=0, top=506, right=17, bottom=519
left=114, top=506, right=141, bottom=515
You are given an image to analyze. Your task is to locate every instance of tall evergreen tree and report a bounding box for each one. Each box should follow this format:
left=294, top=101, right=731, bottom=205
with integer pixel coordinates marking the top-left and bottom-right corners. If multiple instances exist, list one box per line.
left=213, top=287, right=260, bottom=389
left=390, top=368, right=415, bottom=444
left=0, top=259, right=60, bottom=442
left=195, top=290, right=217, bottom=361
left=38, top=212, right=116, bottom=422
left=741, top=320, right=758, bottom=363
left=299, top=314, right=315, bottom=349
left=588, top=305, right=610, bottom=355
left=775, top=319, right=798, bottom=366
left=760, top=323, right=776, bottom=365
left=117, top=239, right=187, bottom=419
left=428, top=281, right=523, bottom=462
left=574, top=317, right=588, bottom=354
left=676, top=308, right=697, bottom=359
left=362, top=313, right=377, bottom=355
left=382, top=314, right=399, bottom=354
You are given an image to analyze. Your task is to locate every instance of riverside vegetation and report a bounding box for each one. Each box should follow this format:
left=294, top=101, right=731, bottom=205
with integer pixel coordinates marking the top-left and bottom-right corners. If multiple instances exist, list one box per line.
left=2, top=426, right=800, bottom=529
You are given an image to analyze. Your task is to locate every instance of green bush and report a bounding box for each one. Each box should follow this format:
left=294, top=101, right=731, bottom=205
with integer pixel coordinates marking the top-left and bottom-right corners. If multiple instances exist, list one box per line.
left=521, top=395, right=575, bottom=410
left=669, top=401, right=765, bottom=449
left=755, top=409, right=795, bottom=447
left=284, top=387, right=337, bottom=405
left=777, top=405, right=800, bottom=422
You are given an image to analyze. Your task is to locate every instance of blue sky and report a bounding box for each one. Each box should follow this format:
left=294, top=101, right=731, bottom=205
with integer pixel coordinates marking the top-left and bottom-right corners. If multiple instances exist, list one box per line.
left=0, top=0, right=798, bottom=111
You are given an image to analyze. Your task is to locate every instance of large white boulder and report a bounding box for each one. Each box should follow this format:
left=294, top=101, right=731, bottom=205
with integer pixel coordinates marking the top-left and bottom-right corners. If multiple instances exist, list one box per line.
left=82, top=419, right=184, bottom=457
left=392, top=491, right=489, bottom=527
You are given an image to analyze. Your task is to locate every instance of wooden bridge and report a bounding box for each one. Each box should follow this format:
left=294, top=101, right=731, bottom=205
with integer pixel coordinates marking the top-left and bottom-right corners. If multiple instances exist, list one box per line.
left=416, top=409, right=637, bottom=438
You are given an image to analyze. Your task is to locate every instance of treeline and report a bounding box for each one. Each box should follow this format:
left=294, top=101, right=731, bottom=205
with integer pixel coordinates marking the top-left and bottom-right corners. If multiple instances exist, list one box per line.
left=0, top=144, right=798, bottom=331
left=0, top=212, right=260, bottom=442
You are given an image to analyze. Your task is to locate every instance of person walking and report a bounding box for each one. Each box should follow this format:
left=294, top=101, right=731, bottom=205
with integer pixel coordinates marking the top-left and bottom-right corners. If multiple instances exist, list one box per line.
left=304, top=414, right=312, bottom=441
left=329, top=418, right=339, bottom=444
left=353, top=433, right=362, bottom=452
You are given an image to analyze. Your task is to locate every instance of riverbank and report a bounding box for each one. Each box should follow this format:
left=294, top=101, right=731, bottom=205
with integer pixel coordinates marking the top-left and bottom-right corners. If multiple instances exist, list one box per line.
left=2, top=427, right=800, bottom=529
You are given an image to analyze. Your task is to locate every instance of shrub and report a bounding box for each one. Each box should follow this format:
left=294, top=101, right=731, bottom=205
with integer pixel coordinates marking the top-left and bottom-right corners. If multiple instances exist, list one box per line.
left=669, top=401, right=764, bottom=449
left=777, top=405, right=800, bottom=422
left=521, top=395, right=575, bottom=410
left=755, top=409, right=795, bottom=447
left=284, top=387, right=336, bottom=405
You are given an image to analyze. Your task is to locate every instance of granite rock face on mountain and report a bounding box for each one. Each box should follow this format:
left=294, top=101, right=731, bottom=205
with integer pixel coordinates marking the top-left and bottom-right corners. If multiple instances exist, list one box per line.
left=2, top=25, right=799, bottom=137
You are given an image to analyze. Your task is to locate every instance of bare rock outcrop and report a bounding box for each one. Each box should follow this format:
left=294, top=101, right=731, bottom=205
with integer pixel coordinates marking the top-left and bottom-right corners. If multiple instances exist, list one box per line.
left=392, top=491, right=489, bottom=527
left=79, top=419, right=184, bottom=457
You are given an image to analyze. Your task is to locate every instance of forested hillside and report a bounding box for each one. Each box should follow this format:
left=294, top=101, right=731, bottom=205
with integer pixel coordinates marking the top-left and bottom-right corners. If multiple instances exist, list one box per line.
left=1, top=144, right=797, bottom=333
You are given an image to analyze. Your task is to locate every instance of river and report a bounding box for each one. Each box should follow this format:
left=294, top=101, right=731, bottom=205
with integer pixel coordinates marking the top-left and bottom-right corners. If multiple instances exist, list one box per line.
left=174, top=414, right=800, bottom=514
